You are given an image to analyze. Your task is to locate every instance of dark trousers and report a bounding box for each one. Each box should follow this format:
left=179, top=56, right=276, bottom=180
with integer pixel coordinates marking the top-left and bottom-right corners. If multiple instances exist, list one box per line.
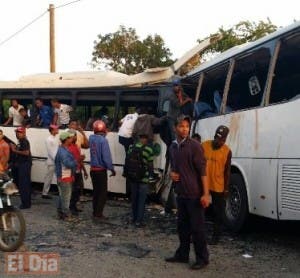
left=119, top=136, right=134, bottom=153
left=211, top=191, right=225, bottom=237
left=70, top=172, right=83, bottom=211
left=90, top=170, right=107, bottom=216
left=16, top=161, right=32, bottom=208
left=176, top=197, right=209, bottom=264
left=131, top=182, right=148, bottom=223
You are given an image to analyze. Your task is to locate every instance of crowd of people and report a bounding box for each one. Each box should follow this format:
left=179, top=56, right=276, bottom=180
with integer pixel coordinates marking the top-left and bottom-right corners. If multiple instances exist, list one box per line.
left=0, top=80, right=232, bottom=270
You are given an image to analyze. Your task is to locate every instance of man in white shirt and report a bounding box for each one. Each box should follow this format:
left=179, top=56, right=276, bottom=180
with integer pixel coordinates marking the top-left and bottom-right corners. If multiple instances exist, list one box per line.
left=42, top=124, right=60, bottom=199
left=118, top=110, right=138, bottom=152
left=4, top=99, right=24, bottom=126
left=51, top=99, right=73, bottom=128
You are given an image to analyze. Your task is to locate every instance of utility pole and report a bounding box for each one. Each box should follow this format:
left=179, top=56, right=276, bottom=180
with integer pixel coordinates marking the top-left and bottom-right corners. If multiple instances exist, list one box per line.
left=49, top=4, right=56, bottom=72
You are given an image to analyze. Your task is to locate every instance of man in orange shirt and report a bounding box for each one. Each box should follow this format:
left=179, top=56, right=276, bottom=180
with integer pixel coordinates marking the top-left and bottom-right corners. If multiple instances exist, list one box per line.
left=202, top=125, right=231, bottom=245
left=0, top=130, right=10, bottom=173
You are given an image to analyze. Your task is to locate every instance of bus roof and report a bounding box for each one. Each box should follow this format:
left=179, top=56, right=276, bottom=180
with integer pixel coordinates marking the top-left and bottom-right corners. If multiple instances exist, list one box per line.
left=0, top=36, right=216, bottom=90
left=186, top=21, right=300, bottom=79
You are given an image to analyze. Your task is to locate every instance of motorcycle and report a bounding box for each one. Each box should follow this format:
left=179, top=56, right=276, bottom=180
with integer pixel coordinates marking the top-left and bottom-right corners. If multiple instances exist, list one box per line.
left=0, top=172, right=26, bottom=252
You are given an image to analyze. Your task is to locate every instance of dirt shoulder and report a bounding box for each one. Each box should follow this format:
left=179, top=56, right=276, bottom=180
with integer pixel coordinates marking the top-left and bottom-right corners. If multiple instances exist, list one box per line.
left=0, top=193, right=299, bottom=278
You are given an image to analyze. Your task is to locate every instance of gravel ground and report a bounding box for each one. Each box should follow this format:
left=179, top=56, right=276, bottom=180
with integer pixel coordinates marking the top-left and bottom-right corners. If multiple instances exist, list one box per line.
left=0, top=191, right=299, bottom=278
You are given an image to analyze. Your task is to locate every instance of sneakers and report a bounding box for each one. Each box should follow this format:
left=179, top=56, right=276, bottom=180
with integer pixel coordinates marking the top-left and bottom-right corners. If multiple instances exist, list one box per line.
left=165, top=256, right=189, bottom=264
left=134, top=222, right=146, bottom=228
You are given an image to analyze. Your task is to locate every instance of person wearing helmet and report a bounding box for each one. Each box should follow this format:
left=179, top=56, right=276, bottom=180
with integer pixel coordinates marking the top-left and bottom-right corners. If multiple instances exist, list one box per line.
left=89, top=120, right=116, bottom=220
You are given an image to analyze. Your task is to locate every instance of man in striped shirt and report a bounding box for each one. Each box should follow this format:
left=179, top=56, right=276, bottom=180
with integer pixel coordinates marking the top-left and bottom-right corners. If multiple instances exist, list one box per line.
left=126, top=134, right=154, bottom=228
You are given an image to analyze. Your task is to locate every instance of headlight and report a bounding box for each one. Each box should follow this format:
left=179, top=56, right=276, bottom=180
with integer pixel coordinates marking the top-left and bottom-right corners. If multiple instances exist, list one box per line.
left=2, top=181, right=18, bottom=195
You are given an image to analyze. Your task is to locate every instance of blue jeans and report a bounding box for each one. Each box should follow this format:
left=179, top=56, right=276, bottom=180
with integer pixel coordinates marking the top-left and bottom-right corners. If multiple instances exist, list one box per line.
left=57, top=181, right=72, bottom=216
left=131, top=182, right=148, bottom=223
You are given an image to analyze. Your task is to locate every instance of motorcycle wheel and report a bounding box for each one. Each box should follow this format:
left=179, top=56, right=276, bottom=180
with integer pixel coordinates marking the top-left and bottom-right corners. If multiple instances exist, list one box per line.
left=0, top=208, right=26, bottom=252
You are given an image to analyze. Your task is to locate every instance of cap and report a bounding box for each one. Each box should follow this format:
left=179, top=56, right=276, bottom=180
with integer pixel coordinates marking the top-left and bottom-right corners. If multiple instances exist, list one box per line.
left=15, top=127, right=26, bottom=133
left=215, top=125, right=229, bottom=139
left=66, top=128, right=77, bottom=135
left=174, top=115, right=191, bottom=126
left=49, top=124, right=59, bottom=130
left=59, top=131, right=74, bottom=141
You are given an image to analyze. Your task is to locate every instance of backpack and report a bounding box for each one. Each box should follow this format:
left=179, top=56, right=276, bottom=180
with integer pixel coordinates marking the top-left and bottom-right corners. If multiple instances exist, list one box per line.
left=124, top=145, right=146, bottom=181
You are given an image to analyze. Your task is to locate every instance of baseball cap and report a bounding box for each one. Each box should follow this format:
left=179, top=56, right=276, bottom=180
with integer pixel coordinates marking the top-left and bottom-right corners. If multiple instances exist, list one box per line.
left=15, top=126, right=26, bottom=133
left=174, top=115, right=191, bottom=126
left=215, top=125, right=229, bottom=139
left=59, top=131, right=74, bottom=141
left=66, top=128, right=77, bottom=135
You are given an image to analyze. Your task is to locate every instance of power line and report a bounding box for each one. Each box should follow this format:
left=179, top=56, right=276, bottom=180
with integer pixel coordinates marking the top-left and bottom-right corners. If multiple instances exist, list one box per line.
left=0, top=0, right=84, bottom=48
left=56, top=0, right=84, bottom=9
left=0, top=10, right=48, bottom=47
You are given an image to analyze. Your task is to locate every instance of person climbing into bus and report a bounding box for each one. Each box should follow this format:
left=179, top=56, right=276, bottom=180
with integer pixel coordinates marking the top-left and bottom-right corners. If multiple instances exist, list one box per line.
left=118, top=108, right=139, bottom=153
left=51, top=98, right=73, bottom=129
left=202, top=125, right=231, bottom=245
left=167, top=79, right=193, bottom=141
left=3, top=99, right=24, bottom=126
left=35, top=98, right=54, bottom=128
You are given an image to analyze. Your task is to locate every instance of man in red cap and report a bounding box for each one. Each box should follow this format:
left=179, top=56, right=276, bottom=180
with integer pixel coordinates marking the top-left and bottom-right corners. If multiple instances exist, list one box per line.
left=202, top=125, right=231, bottom=244
left=42, top=124, right=60, bottom=199
left=10, top=127, right=32, bottom=209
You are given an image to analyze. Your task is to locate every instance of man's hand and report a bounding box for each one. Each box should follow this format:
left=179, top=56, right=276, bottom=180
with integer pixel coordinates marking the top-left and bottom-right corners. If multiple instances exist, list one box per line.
left=170, top=171, right=180, bottom=182
left=110, top=169, right=116, bottom=177
left=10, top=143, right=16, bottom=152
left=200, top=194, right=211, bottom=208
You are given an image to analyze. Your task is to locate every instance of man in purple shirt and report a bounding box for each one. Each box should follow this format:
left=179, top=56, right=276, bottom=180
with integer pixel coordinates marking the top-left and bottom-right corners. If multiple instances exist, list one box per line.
left=165, top=115, right=211, bottom=270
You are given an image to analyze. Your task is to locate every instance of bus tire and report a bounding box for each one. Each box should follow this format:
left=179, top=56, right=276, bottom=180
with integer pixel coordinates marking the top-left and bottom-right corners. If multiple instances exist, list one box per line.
left=224, top=173, right=249, bottom=232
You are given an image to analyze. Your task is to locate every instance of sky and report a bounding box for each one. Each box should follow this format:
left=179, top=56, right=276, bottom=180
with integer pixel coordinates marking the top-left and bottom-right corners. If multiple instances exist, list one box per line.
left=0, top=0, right=299, bottom=80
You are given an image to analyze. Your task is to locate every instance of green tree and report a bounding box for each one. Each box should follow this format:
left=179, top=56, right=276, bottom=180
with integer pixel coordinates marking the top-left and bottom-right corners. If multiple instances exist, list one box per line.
left=92, top=26, right=174, bottom=74
left=199, top=19, right=278, bottom=60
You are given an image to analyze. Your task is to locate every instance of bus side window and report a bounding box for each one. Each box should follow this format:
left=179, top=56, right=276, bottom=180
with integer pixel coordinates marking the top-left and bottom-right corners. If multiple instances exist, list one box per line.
left=269, top=34, right=300, bottom=104
left=227, top=47, right=271, bottom=111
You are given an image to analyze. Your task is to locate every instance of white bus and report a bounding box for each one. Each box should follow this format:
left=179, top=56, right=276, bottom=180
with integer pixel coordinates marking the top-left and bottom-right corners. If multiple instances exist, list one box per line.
left=182, top=21, right=300, bottom=230
left=0, top=37, right=215, bottom=196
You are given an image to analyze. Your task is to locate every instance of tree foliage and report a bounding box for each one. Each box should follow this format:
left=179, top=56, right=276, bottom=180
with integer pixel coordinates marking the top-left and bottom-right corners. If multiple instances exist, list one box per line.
left=199, top=19, right=278, bottom=61
left=92, top=26, right=174, bottom=74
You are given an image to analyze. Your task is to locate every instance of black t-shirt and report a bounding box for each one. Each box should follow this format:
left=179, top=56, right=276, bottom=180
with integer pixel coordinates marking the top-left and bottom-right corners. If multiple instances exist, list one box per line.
left=16, top=138, right=32, bottom=163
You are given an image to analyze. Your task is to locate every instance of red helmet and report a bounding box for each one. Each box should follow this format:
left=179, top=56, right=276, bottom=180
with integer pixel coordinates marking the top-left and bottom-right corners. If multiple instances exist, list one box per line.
left=93, top=120, right=107, bottom=133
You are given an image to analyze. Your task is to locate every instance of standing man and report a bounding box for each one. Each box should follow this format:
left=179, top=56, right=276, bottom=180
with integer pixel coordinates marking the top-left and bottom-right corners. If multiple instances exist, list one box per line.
left=125, top=134, right=154, bottom=227
left=89, top=120, right=115, bottom=220
left=42, top=124, right=60, bottom=199
left=165, top=115, right=210, bottom=270
left=35, top=98, right=54, bottom=128
left=202, top=125, right=231, bottom=245
left=0, top=130, right=10, bottom=173
left=55, top=131, right=77, bottom=221
left=10, top=127, right=32, bottom=209
left=4, top=99, right=24, bottom=126
left=51, top=99, right=73, bottom=128
left=67, top=128, right=88, bottom=215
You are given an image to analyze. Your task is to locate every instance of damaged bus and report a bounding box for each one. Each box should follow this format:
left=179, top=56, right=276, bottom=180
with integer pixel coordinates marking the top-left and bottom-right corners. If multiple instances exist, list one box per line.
left=181, top=21, right=300, bottom=231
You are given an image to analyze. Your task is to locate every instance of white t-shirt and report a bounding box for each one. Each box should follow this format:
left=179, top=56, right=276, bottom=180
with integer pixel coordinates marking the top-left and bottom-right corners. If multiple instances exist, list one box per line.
left=54, top=104, right=72, bottom=125
left=118, top=112, right=138, bottom=138
left=8, top=105, right=24, bottom=126
left=45, top=134, right=60, bottom=165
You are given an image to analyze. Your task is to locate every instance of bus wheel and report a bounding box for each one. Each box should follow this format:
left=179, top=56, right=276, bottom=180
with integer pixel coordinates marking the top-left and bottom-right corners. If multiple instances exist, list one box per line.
left=224, top=173, right=249, bottom=232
